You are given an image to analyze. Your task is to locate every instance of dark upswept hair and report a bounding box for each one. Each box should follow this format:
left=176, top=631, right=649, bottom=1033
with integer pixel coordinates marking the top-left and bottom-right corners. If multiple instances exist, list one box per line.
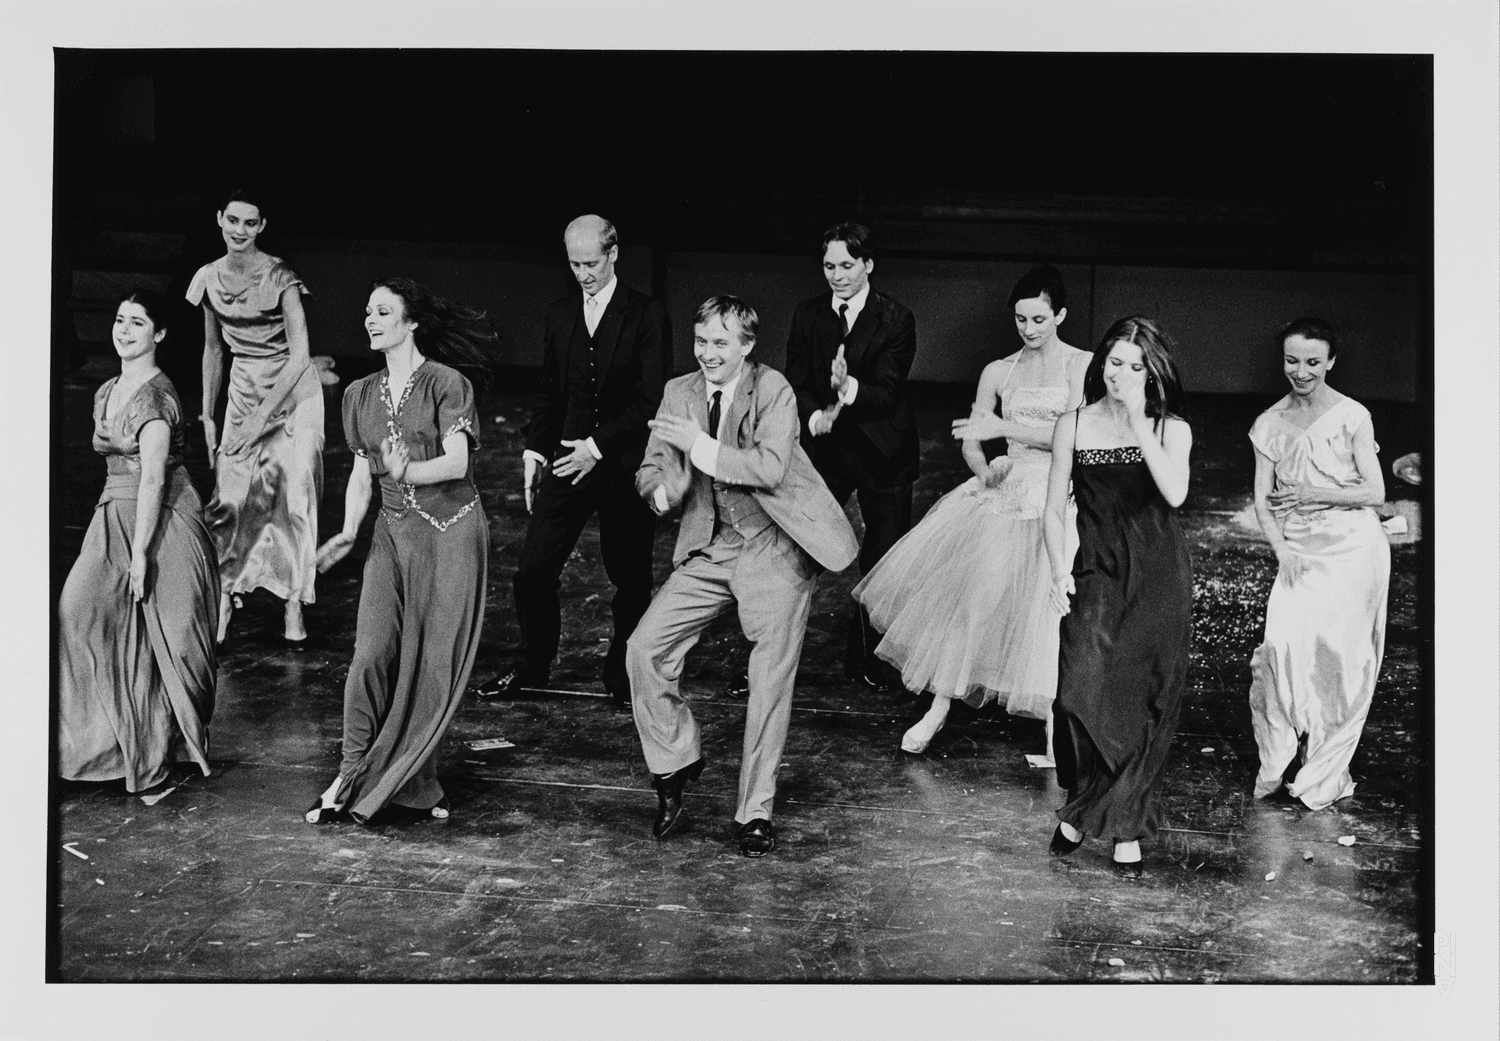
left=1083, top=315, right=1187, bottom=425
left=1278, top=315, right=1340, bottom=360
left=369, top=277, right=498, bottom=393
left=117, top=287, right=171, bottom=336
left=1008, top=264, right=1068, bottom=314
left=693, top=294, right=759, bottom=346
left=820, top=221, right=875, bottom=261
left=218, top=187, right=268, bottom=219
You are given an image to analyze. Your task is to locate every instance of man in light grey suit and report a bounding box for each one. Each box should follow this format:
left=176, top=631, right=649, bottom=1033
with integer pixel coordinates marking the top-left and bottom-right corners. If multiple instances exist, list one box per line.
left=628, top=295, right=858, bottom=857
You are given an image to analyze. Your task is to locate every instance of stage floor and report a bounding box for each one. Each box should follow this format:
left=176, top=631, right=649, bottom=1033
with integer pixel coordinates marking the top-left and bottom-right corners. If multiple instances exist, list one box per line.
left=50, top=373, right=1428, bottom=983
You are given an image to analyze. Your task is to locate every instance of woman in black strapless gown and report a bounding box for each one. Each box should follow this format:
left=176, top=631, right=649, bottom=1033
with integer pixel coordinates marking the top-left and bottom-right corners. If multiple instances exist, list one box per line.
left=1041, top=316, right=1193, bottom=878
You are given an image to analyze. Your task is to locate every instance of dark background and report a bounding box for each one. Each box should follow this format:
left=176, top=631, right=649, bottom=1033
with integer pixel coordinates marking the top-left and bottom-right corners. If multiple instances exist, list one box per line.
left=53, top=49, right=1432, bottom=401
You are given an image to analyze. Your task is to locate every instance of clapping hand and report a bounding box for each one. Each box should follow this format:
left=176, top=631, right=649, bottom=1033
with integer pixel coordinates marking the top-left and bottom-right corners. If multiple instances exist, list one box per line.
left=830, top=344, right=849, bottom=395
left=648, top=413, right=704, bottom=454
left=379, top=437, right=411, bottom=482
left=653, top=464, right=692, bottom=512
left=809, top=405, right=839, bottom=437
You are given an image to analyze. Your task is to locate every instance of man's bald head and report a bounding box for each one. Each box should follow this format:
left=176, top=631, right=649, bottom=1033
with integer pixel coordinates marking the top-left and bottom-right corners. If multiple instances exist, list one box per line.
left=564, top=214, right=618, bottom=254
left=564, top=215, right=620, bottom=297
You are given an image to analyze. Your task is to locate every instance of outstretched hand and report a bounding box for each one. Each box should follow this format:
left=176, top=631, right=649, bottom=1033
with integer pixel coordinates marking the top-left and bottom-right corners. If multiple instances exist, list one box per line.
left=552, top=439, right=599, bottom=485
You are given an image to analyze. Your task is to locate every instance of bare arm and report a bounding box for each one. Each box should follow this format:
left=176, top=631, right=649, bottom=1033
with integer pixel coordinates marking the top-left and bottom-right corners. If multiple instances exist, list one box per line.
left=1251, top=447, right=1291, bottom=556
left=386, top=431, right=471, bottom=486
left=962, top=360, right=1006, bottom=480
left=314, top=455, right=372, bottom=572
left=1134, top=416, right=1192, bottom=508
left=201, top=306, right=225, bottom=462
left=220, top=287, right=312, bottom=455
left=1042, top=411, right=1077, bottom=613
left=1310, top=415, right=1385, bottom=508
left=128, top=419, right=170, bottom=601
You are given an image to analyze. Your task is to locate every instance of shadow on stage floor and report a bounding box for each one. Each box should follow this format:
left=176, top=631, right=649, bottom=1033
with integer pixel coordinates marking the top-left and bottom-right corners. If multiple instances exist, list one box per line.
left=49, top=374, right=1428, bottom=982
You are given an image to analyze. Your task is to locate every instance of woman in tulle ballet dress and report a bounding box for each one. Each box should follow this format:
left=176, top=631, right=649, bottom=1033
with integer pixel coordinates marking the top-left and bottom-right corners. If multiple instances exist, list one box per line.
left=854, top=265, right=1087, bottom=757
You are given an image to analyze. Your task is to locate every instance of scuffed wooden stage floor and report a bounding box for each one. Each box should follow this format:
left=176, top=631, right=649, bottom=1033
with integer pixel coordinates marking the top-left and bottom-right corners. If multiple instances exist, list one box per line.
left=50, top=371, right=1428, bottom=983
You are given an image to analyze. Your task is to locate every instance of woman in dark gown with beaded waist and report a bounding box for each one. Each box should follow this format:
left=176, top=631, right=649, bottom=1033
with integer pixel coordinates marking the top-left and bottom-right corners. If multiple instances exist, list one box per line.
left=305, top=278, right=494, bottom=825
left=58, top=290, right=218, bottom=790
left=1042, top=316, right=1193, bottom=878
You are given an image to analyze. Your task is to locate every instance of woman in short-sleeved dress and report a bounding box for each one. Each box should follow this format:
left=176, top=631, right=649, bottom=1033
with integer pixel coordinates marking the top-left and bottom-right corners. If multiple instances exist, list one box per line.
left=188, top=189, right=323, bottom=642
left=305, top=278, right=493, bottom=824
left=1043, top=316, right=1194, bottom=877
left=1247, top=317, right=1389, bottom=810
left=58, top=291, right=218, bottom=790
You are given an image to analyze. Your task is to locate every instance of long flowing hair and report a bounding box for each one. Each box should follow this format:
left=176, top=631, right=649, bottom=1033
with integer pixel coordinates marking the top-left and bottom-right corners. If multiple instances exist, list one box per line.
left=1082, top=315, right=1187, bottom=425
left=370, top=277, right=498, bottom=394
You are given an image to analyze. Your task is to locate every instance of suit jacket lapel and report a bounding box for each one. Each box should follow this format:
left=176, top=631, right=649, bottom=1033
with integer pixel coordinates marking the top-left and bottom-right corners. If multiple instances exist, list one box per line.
left=720, top=364, right=756, bottom=447
left=844, top=292, right=881, bottom=374
left=592, top=285, right=627, bottom=380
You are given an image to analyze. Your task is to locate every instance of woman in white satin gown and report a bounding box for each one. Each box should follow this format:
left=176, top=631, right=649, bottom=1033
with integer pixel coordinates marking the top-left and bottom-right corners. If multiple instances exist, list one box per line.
left=854, top=265, right=1086, bottom=759
left=1247, top=317, right=1390, bottom=810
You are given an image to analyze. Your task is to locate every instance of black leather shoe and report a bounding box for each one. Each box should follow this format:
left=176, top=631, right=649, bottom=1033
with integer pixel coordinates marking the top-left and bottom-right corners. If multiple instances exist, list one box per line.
left=738, top=818, right=776, bottom=858
left=844, top=665, right=896, bottom=693
left=606, top=683, right=633, bottom=710
left=474, top=666, right=548, bottom=699
left=1049, top=824, right=1084, bottom=856
left=726, top=671, right=750, bottom=699
left=1112, top=858, right=1144, bottom=879
left=651, top=758, right=705, bottom=839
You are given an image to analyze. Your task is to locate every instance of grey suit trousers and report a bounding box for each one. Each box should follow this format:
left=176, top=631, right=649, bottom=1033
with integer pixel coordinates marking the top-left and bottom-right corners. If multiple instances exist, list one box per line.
left=627, top=523, right=818, bottom=824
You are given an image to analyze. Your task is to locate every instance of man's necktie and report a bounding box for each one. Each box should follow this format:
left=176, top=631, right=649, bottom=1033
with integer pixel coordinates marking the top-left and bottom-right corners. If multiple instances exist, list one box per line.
left=707, top=390, right=722, bottom=437
left=838, top=302, right=850, bottom=342
left=585, top=294, right=600, bottom=336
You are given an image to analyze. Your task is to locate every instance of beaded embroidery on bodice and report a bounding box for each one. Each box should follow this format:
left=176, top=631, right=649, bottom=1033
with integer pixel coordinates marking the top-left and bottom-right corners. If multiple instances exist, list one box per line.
left=1075, top=446, right=1145, bottom=466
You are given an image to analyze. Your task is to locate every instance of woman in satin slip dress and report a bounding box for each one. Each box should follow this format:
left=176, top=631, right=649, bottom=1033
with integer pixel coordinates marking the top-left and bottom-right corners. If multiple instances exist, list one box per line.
left=1044, top=316, right=1193, bottom=878
left=305, top=278, right=494, bottom=825
left=58, top=290, right=218, bottom=791
left=854, top=265, right=1087, bottom=760
left=1247, top=317, right=1389, bottom=810
left=190, top=188, right=323, bottom=644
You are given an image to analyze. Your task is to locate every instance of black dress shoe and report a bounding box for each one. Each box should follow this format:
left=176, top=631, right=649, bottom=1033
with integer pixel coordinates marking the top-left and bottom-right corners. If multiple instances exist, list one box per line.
left=843, top=664, right=895, bottom=693
left=1112, top=858, right=1144, bottom=879
left=605, top=683, right=633, bottom=710
left=1049, top=824, right=1084, bottom=856
left=738, top=818, right=776, bottom=857
left=726, top=671, right=750, bottom=699
left=651, top=758, right=705, bottom=839
left=474, top=666, right=547, bottom=699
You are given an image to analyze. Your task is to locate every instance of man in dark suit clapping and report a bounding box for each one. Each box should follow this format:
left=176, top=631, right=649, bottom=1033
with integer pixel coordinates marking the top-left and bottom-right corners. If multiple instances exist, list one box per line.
left=477, top=215, right=671, bottom=707
left=783, top=222, right=918, bottom=692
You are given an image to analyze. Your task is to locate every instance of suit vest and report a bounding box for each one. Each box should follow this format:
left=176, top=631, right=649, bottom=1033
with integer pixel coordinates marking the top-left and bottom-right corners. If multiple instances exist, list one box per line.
left=560, top=311, right=598, bottom=443
left=711, top=480, right=776, bottom=541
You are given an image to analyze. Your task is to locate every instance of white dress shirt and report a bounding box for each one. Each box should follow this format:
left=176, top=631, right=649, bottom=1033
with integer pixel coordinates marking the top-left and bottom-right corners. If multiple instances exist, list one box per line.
left=652, top=373, right=742, bottom=513
left=524, top=275, right=619, bottom=471
left=808, top=282, right=866, bottom=435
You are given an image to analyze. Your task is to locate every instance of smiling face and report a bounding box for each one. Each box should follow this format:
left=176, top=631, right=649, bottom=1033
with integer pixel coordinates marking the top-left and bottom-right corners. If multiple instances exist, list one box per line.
left=365, top=286, right=417, bottom=352
left=566, top=228, right=618, bottom=297
left=112, top=301, right=164, bottom=361
left=694, top=314, right=754, bottom=387
left=217, top=201, right=265, bottom=254
left=822, top=240, right=874, bottom=301
left=1102, top=339, right=1149, bottom=402
left=1282, top=333, right=1334, bottom=397
left=1013, top=294, right=1066, bottom=350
